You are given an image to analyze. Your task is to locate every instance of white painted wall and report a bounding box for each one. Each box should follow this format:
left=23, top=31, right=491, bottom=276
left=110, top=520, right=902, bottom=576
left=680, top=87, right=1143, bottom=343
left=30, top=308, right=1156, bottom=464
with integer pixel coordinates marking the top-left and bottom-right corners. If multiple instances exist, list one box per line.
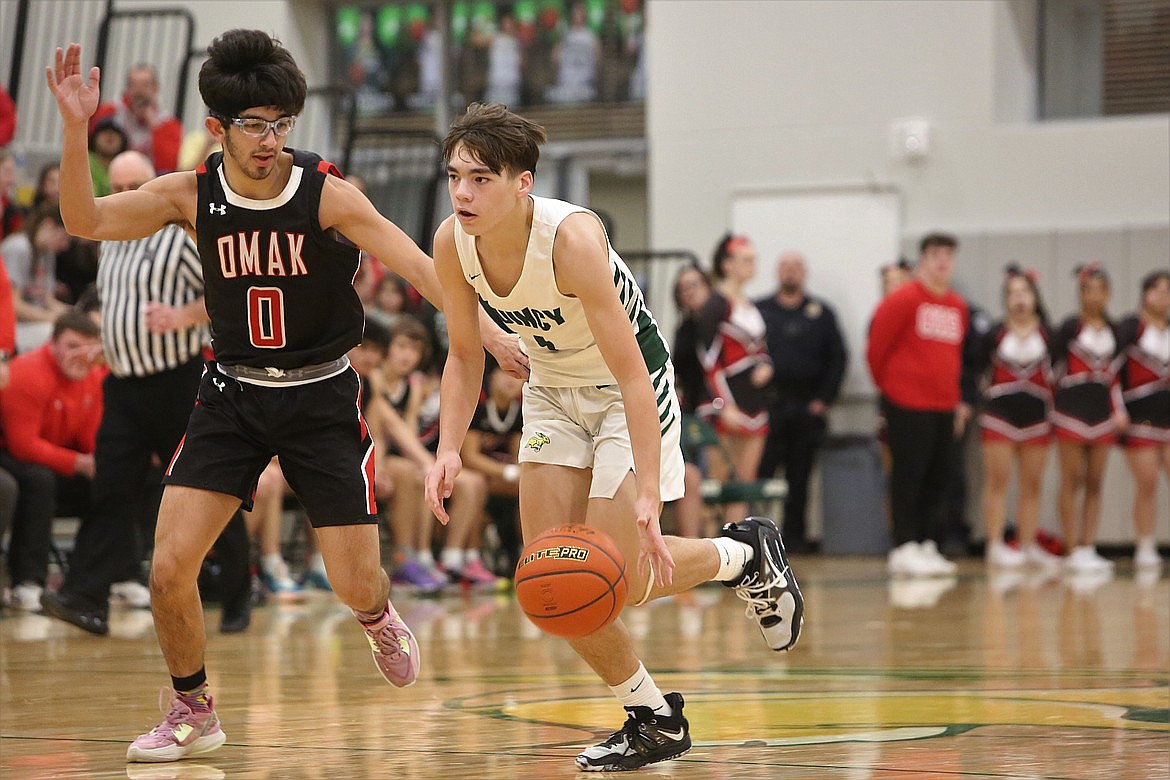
left=647, top=0, right=1167, bottom=249
left=646, top=0, right=1169, bottom=546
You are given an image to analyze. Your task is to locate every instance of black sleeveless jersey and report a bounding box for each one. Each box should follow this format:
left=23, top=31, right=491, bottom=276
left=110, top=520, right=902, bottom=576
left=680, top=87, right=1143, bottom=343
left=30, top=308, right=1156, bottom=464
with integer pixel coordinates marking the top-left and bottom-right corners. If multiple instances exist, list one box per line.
left=195, top=149, right=364, bottom=369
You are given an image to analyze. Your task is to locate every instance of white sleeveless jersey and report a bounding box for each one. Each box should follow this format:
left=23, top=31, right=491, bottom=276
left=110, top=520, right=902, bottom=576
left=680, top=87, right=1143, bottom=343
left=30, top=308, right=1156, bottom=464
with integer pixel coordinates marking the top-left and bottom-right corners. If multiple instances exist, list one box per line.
left=453, top=196, right=671, bottom=391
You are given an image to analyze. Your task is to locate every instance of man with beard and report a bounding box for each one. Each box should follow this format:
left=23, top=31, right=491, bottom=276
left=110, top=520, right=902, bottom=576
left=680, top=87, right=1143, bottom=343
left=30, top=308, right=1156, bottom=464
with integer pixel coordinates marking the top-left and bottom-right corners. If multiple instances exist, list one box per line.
left=756, top=250, right=848, bottom=552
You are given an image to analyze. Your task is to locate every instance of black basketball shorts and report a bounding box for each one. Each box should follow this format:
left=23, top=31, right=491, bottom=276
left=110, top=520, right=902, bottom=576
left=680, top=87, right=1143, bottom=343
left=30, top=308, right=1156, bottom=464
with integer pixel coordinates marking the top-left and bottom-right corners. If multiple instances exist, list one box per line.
left=163, top=363, right=378, bottom=527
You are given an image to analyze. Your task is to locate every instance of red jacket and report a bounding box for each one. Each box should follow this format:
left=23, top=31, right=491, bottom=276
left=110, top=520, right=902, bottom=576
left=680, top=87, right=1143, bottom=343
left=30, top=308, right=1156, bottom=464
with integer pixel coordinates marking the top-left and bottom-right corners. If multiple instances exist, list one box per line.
left=0, top=343, right=104, bottom=475
left=91, top=99, right=183, bottom=173
left=0, top=251, right=14, bottom=356
left=867, top=279, right=967, bottom=411
left=0, top=85, right=14, bottom=146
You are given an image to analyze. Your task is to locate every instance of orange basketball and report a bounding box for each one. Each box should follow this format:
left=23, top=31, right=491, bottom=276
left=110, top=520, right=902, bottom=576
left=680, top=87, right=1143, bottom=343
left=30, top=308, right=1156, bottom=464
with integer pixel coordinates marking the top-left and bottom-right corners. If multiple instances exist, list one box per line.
left=514, top=524, right=628, bottom=638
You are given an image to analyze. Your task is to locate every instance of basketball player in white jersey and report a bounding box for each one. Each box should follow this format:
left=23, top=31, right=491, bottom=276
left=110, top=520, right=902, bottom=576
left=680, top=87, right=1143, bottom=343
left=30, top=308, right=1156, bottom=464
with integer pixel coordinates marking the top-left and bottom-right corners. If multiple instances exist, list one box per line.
left=424, top=103, right=804, bottom=772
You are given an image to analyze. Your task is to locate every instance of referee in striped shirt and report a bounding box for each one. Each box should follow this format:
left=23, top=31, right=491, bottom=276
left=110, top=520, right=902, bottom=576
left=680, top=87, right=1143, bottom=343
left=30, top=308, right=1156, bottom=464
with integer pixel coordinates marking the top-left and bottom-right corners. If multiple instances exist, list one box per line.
left=42, top=151, right=250, bottom=634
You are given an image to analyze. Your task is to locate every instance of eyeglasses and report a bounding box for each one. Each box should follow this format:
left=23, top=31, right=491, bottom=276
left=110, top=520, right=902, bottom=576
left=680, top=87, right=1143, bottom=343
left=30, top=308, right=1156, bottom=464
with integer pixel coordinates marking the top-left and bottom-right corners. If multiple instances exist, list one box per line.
left=215, top=114, right=296, bottom=138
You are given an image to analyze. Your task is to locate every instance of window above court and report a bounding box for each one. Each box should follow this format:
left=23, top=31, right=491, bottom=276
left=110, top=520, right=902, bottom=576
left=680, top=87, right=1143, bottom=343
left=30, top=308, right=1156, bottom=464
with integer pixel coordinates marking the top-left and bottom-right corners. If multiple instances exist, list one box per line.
left=1039, top=0, right=1170, bottom=119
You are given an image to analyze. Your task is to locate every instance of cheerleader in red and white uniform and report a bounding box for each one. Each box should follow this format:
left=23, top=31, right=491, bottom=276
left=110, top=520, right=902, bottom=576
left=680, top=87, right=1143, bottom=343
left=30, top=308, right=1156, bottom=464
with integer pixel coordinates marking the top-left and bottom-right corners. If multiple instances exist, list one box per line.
left=1050, top=264, right=1127, bottom=574
left=1118, top=270, right=1170, bottom=570
left=978, top=266, right=1058, bottom=569
left=694, top=234, right=773, bottom=524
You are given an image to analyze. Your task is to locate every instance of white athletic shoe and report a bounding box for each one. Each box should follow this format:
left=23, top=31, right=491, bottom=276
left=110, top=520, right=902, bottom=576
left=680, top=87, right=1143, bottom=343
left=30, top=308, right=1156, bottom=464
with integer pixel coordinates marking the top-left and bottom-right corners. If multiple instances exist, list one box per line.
left=10, top=582, right=44, bottom=612
left=1065, top=546, right=1113, bottom=574
left=1023, top=543, right=1061, bottom=570
left=986, top=541, right=1026, bottom=569
left=918, top=540, right=959, bottom=575
left=1134, top=539, right=1163, bottom=569
left=110, top=580, right=152, bottom=608
left=887, top=542, right=934, bottom=577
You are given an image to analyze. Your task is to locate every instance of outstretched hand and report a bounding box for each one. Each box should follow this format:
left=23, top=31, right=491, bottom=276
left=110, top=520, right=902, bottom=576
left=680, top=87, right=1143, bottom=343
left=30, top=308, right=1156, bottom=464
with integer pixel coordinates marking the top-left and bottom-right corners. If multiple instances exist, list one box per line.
left=45, top=43, right=101, bottom=126
left=487, top=331, right=531, bottom=380
left=634, top=498, right=674, bottom=590
left=424, top=451, right=463, bottom=526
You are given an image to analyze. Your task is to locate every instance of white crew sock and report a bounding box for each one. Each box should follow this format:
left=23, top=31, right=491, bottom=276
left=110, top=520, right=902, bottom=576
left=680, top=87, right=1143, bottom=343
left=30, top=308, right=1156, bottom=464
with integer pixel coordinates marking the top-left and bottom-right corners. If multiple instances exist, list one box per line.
left=610, top=662, right=671, bottom=716
left=261, top=553, right=286, bottom=575
left=440, top=547, right=464, bottom=572
left=708, top=537, right=754, bottom=582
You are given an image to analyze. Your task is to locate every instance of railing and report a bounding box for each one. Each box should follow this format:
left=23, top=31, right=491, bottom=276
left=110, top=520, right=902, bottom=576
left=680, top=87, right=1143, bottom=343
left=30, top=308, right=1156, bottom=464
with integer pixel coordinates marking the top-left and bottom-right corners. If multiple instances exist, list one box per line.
left=343, top=128, right=444, bottom=248
left=2, top=0, right=111, bottom=156
left=94, top=7, right=194, bottom=124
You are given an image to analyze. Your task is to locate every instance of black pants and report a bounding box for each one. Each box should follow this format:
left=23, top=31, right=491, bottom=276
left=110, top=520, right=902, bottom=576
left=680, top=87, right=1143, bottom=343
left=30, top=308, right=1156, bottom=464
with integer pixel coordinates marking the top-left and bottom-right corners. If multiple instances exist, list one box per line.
left=0, top=452, right=90, bottom=586
left=883, top=400, right=956, bottom=547
left=61, top=360, right=203, bottom=606
left=759, top=403, right=827, bottom=546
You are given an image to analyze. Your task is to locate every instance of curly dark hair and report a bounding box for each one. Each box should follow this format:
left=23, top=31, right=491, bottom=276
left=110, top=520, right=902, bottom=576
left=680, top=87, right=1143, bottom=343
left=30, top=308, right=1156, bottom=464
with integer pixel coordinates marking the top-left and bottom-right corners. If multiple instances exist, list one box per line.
left=199, top=29, right=307, bottom=118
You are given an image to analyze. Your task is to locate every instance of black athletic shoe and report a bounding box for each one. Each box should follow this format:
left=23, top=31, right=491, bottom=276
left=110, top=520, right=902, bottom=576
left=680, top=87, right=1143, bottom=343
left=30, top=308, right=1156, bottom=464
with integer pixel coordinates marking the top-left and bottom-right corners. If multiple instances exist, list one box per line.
left=721, top=516, right=804, bottom=652
left=575, top=691, right=691, bottom=772
left=40, top=590, right=109, bottom=636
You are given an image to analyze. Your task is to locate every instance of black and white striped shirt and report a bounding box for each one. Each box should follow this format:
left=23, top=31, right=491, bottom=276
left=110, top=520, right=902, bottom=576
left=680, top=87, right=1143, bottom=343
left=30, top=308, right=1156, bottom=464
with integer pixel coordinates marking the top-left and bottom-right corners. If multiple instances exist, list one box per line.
left=97, top=224, right=207, bottom=377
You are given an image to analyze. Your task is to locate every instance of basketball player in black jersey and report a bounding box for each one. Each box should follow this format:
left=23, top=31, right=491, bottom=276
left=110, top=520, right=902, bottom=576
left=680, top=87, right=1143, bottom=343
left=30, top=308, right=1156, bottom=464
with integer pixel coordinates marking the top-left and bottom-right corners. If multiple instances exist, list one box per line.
left=47, top=30, right=524, bottom=764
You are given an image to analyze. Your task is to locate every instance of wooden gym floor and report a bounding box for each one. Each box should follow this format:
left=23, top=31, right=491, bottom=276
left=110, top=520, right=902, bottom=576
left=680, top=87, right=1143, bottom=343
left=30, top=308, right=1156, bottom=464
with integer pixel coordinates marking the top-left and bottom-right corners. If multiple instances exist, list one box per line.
left=1, top=556, right=1166, bottom=779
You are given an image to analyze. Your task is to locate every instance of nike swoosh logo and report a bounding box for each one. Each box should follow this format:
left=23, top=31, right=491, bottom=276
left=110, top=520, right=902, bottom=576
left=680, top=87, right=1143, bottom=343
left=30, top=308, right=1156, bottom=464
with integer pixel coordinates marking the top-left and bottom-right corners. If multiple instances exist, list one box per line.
left=629, top=680, right=644, bottom=694
left=657, top=727, right=686, bottom=740
left=469, top=273, right=482, bottom=280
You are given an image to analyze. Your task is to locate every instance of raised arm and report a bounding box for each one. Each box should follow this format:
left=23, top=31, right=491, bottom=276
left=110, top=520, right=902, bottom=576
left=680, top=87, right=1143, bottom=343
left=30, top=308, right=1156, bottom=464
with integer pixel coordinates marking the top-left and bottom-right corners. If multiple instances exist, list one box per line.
left=46, top=44, right=188, bottom=240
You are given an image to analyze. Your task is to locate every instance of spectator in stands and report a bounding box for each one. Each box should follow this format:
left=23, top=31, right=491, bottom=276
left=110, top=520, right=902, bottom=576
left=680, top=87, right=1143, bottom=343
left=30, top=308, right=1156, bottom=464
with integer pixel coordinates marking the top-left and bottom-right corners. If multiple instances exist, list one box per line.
left=1, top=148, right=22, bottom=239
left=460, top=357, right=525, bottom=576
left=33, top=160, right=99, bottom=305
left=546, top=2, right=600, bottom=103
left=757, top=249, right=848, bottom=553
left=671, top=262, right=716, bottom=538
left=374, top=315, right=491, bottom=589
left=941, top=288, right=994, bottom=553
left=875, top=259, right=914, bottom=475
left=32, top=162, right=59, bottom=208
left=177, top=127, right=221, bottom=172
left=416, top=363, right=497, bottom=588
left=38, top=151, right=212, bottom=634
left=694, top=234, right=773, bottom=525
left=0, top=248, right=16, bottom=602
left=91, top=64, right=183, bottom=174
left=366, top=271, right=412, bottom=332
left=976, top=265, right=1058, bottom=570
left=0, top=249, right=13, bottom=375
left=1050, top=264, right=1126, bottom=575
left=88, top=117, right=128, bottom=197
left=867, top=232, right=966, bottom=578
left=1118, top=270, right=1170, bottom=571
left=486, top=10, right=523, bottom=106
left=0, top=86, right=14, bottom=147
left=0, top=310, right=104, bottom=611
left=241, top=458, right=326, bottom=599
left=672, top=262, right=714, bottom=417
left=0, top=204, right=72, bottom=352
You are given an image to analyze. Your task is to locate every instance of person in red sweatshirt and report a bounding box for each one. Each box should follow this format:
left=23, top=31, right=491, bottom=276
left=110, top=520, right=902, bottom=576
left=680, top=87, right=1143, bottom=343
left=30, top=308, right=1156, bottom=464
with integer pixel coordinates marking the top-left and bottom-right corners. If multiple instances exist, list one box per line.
left=867, top=232, right=967, bottom=578
left=0, top=310, right=105, bottom=610
left=89, top=64, right=183, bottom=174
left=0, top=249, right=17, bottom=597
